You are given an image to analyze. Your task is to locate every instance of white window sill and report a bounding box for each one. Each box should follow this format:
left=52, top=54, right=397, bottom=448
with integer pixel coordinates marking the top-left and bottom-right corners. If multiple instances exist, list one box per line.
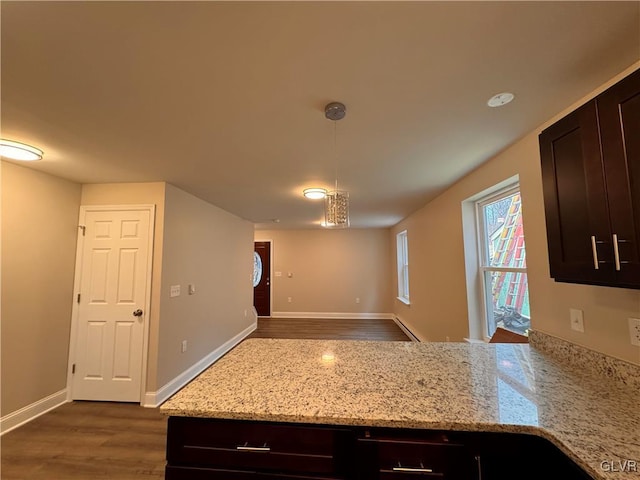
left=464, top=338, right=487, bottom=344
left=396, top=296, right=411, bottom=306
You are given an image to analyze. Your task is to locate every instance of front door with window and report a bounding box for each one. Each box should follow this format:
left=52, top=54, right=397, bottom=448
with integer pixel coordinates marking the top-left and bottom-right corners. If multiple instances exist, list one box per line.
left=253, top=241, right=271, bottom=317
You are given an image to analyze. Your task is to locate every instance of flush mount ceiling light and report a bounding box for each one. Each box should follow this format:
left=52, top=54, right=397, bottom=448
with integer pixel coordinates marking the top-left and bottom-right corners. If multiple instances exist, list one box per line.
left=303, top=188, right=327, bottom=200
left=0, top=139, right=43, bottom=161
left=323, top=102, right=350, bottom=229
left=487, top=92, right=515, bottom=108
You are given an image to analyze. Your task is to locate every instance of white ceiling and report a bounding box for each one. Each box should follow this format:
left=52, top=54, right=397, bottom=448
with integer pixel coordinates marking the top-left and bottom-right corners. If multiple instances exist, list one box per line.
left=2, top=1, right=639, bottom=229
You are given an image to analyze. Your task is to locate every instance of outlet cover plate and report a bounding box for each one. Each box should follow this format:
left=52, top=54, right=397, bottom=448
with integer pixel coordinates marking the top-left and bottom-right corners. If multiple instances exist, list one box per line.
left=629, top=318, right=640, bottom=347
left=570, top=308, right=584, bottom=333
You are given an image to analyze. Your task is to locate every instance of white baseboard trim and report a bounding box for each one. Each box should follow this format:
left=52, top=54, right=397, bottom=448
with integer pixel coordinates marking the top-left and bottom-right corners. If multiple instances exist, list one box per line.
left=271, top=312, right=394, bottom=320
left=393, top=315, right=427, bottom=342
left=393, top=316, right=420, bottom=342
left=464, top=338, right=487, bottom=344
left=1, top=389, right=68, bottom=435
left=143, top=322, right=256, bottom=408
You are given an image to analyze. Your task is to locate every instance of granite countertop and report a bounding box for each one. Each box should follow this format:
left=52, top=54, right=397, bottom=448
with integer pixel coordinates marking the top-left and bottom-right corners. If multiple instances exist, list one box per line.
left=160, top=338, right=639, bottom=480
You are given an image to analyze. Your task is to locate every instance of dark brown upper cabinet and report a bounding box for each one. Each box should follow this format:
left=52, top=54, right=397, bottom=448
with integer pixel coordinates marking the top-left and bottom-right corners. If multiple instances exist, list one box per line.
left=539, top=68, right=640, bottom=289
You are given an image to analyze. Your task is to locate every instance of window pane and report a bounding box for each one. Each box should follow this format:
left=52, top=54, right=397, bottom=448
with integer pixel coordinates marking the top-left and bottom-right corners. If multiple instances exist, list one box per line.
left=482, top=192, right=527, bottom=268
left=402, top=266, right=409, bottom=298
left=485, top=270, right=530, bottom=337
left=396, top=231, right=409, bottom=300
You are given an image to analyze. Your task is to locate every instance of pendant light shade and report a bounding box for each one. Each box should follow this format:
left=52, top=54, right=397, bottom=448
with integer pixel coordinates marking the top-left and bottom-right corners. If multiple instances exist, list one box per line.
left=324, top=190, right=350, bottom=228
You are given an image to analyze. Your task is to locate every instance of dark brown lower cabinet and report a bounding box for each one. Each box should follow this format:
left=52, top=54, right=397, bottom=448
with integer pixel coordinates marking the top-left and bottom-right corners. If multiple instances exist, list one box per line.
left=165, top=417, right=353, bottom=480
left=165, top=417, right=594, bottom=480
left=356, top=430, right=474, bottom=479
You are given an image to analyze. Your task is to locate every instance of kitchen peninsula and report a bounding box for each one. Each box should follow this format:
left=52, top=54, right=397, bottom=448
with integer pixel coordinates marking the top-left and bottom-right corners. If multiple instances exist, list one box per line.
left=160, top=338, right=639, bottom=480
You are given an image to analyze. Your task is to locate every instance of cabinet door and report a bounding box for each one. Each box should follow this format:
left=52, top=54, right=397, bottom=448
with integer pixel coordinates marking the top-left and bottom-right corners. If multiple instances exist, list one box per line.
left=539, top=101, right=614, bottom=284
left=597, top=68, right=640, bottom=288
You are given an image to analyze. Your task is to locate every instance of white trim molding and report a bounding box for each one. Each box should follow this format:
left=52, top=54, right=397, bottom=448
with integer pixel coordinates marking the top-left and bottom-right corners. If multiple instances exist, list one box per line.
left=393, top=315, right=427, bottom=342
left=271, top=312, right=394, bottom=320
left=1, top=389, right=68, bottom=435
left=392, top=316, right=420, bottom=342
left=143, top=322, right=256, bottom=408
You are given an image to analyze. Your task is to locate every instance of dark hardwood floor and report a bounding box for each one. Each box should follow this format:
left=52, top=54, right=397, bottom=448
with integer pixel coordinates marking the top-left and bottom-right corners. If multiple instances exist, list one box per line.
left=1, top=401, right=167, bottom=479
left=248, top=317, right=412, bottom=341
left=1, top=317, right=410, bottom=479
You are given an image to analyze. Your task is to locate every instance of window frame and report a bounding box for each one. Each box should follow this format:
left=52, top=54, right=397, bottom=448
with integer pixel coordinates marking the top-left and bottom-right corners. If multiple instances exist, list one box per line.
left=475, top=184, right=528, bottom=340
left=396, top=230, right=410, bottom=305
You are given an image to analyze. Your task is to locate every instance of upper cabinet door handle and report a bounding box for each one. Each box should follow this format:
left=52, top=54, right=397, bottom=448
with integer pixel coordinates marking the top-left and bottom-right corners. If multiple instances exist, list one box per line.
left=612, top=234, right=621, bottom=271
left=590, top=236, right=600, bottom=270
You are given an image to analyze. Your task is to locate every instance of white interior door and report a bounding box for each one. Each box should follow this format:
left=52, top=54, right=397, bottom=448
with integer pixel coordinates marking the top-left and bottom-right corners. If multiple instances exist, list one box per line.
left=71, top=206, right=153, bottom=402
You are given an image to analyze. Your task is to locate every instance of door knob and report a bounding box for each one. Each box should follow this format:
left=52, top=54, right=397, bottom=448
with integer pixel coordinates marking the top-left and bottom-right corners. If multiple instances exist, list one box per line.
left=133, top=309, right=143, bottom=317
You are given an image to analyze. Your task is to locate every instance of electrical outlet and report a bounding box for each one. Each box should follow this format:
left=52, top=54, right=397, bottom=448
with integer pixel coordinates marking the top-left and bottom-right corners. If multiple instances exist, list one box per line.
left=570, top=308, right=584, bottom=333
left=355, top=297, right=360, bottom=304
left=287, top=297, right=292, bottom=303
left=628, top=318, right=640, bottom=346
left=181, top=340, right=187, bottom=353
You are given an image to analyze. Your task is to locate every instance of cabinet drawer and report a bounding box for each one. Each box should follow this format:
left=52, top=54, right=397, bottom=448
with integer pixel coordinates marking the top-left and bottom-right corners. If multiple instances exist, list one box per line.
left=166, top=465, right=345, bottom=480
left=358, top=435, right=474, bottom=480
left=167, top=417, right=350, bottom=475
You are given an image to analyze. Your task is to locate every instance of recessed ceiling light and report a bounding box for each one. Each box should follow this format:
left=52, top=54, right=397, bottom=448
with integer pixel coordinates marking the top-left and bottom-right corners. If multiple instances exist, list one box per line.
left=303, top=188, right=327, bottom=200
left=487, top=92, right=515, bottom=108
left=0, top=139, right=43, bottom=161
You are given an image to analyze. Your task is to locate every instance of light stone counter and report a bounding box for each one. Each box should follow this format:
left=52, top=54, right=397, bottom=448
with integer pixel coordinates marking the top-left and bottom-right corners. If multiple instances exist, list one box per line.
left=160, top=339, right=639, bottom=480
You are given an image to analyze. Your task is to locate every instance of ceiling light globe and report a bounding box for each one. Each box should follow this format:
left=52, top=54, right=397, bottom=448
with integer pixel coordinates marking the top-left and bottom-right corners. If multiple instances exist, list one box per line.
left=0, top=139, right=43, bottom=161
left=487, top=92, right=515, bottom=108
left=303, top=188, right=327, bottom=200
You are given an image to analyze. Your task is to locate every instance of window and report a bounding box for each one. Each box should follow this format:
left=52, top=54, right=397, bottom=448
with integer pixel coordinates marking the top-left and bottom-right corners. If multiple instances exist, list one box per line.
left=477, top=186, right=530, bottom=339
left=396, top=230, right=410, bottom=304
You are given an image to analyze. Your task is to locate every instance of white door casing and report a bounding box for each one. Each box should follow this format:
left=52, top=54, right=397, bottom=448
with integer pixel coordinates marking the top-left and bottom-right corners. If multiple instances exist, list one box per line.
left=68, top=205, right=154, bottom=402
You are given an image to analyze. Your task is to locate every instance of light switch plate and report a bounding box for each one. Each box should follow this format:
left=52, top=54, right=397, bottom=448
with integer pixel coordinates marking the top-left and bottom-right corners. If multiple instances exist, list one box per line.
left=170, top=285, right=181, bottom=297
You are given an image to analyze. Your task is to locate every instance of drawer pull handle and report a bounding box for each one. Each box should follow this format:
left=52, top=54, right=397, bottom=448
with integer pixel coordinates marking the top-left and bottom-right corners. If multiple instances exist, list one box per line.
left=393, top=462, right=433, bottom=473
left=236, top=443, right=270, bottom=453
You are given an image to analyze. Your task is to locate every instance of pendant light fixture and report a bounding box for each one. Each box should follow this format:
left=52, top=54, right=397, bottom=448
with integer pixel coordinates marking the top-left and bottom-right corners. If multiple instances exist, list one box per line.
left=323, top=102, right=350, bottom=229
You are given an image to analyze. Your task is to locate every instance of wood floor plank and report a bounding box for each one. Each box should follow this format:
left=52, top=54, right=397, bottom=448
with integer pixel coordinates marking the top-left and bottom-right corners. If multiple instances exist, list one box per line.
left=1, top=318, right=410, bottom=478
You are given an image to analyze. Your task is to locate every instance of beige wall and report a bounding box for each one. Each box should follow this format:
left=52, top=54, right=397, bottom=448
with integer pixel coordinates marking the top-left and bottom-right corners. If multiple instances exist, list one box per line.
left=1, top=161, right=81, bottom=416
left=392, top=63, right=640, bottom=364
left=157, top=184, right=254, bottom=389
left=80, top=182, right=166, bottom=390
left=256, top=229, right=393, bottom=315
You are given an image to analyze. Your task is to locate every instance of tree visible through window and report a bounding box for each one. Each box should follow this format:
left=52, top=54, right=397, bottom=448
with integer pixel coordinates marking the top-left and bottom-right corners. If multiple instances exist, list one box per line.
left=478, top=187, right=530, bottom=338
